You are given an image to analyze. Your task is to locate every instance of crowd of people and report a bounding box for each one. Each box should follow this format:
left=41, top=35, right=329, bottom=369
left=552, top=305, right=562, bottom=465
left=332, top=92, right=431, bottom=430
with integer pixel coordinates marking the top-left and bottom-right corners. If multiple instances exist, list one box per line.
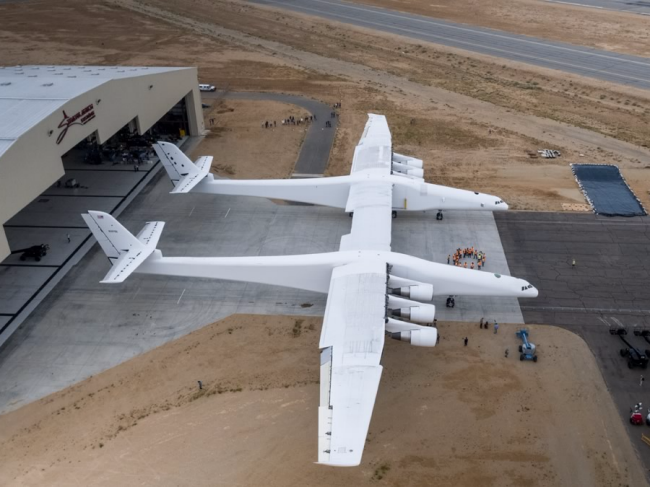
left=260, top=114, right=318, bottom=129
left=448, top=247, right=487, bottom=270
left=260, top=103, right=342, bottom=130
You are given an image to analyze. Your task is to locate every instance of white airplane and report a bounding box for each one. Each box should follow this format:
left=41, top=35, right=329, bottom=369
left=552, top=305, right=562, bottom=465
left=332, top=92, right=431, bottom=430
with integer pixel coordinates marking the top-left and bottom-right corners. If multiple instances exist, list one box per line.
left=82, top=114, right=537, bottom=467
left=152, top=114, right=508, bottom=217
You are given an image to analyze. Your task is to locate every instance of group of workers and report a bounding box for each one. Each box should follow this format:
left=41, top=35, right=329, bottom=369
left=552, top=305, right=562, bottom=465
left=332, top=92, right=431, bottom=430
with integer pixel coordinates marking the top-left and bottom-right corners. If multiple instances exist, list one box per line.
left=448, top=247, right=487, bottom=270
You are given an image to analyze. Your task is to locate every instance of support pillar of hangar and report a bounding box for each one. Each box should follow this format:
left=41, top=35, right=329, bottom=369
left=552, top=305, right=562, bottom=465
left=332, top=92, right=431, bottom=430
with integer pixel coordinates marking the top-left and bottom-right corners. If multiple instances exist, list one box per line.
left=0, top=65, right=205, bottom=261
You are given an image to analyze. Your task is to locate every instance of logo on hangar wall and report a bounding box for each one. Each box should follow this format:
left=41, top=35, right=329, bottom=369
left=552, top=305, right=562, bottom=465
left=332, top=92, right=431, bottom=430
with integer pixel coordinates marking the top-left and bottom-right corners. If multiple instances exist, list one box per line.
left=56, top=103, right=96, bottom=145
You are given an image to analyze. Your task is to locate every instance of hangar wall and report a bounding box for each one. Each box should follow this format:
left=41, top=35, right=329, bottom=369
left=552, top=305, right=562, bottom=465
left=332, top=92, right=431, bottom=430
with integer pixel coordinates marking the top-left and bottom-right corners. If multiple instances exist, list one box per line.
left=0, top=66, right=204, bottom=261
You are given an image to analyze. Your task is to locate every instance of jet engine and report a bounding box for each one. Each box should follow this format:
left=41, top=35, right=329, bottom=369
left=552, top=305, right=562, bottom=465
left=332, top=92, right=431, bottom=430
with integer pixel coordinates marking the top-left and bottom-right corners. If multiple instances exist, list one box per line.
left=387, top=295, right=435, bottom=324
left=390, top=306, right=435, bottom=324
left=389, top=284, right=434, bottom=302
left=392, top=152, right=423, bottom=169
left=389, top=328, right=437, bottom=347
left=392, top=161, right=424, bottom=179
left=386, top=318, right=437, bottom=347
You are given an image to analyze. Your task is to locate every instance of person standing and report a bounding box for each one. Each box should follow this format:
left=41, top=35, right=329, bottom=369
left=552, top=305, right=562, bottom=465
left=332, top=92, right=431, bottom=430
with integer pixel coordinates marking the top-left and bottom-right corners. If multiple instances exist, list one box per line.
left=641, top=375, right=645, bottom=387
left=572, top=258, right=576, bottom=268
left=494, top=322, right=499, bottom=334
left=66, top=233, right=71, bottom=243
left=447, top=254, right=450, bottom=264
left=464, top=337, right=468, bottom=347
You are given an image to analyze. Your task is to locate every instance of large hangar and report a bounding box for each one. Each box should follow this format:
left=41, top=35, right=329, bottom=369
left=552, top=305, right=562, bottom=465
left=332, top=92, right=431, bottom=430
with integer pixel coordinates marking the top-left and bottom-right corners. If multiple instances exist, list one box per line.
left=0, top=65, right=204, bottom=260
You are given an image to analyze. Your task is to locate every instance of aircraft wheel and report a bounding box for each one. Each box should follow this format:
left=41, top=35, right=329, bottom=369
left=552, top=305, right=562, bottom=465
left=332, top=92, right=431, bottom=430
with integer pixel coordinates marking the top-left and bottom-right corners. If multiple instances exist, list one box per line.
left=518, top=345, right=522, bottom=353
left=533, top=355, right=538, bottom=363
left=392, top=211, right=397, bottom=219
left=620, top=349, right=628, bottom=357
left=520, top=354, right=524, bottom=361
left=35, top=257, right=41, bottom=262
left=20, top=255, right=26, bottom=261
left=628, top=361, right=634, bottom=369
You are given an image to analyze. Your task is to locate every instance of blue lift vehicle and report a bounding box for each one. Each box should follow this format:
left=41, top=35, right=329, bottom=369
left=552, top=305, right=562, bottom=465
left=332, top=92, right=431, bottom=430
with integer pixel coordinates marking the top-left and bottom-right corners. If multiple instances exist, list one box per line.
left=516, top=328, right=537, bottom=362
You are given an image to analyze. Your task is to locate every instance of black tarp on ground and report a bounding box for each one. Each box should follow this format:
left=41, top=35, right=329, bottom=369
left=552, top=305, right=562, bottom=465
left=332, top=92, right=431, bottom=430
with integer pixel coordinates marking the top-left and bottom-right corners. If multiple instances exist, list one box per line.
left=571, top=164, right=647, bottom=217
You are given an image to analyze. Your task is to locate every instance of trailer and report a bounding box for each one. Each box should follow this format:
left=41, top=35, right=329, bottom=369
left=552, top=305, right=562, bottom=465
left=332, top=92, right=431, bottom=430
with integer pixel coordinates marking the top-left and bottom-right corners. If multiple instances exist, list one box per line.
left=610, top=325, right=648, bottom=369
left=516, top=328, right=537, bottom=362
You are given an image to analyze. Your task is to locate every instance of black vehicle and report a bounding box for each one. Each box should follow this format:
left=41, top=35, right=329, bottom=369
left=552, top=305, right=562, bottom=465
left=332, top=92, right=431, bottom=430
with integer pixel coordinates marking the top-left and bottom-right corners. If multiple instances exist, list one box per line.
left=11, top=244, right=49, bottom=262
left=610, top=325, right=648, bottom=369
left=633, top=327, right=650, bottom=358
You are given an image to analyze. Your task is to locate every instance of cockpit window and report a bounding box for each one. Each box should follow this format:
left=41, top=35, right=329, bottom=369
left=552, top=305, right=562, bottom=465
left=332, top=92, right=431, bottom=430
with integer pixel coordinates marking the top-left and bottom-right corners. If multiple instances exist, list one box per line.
left=494, top=200, right=504, bottom=205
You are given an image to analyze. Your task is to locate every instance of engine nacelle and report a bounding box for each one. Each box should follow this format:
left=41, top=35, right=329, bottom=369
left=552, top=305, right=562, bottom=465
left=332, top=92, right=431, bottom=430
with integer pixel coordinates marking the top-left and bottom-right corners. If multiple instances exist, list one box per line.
left=389, top=284, right=434, bottom=302
left=392, top=152, right=424, bottom=169
left=392, top=162, right=424, bottom=179
left=390, top=305, right=435, bottom=324
left=393, top=171, right=423, bottom=182
left=391, top=328, right=437, bottom=347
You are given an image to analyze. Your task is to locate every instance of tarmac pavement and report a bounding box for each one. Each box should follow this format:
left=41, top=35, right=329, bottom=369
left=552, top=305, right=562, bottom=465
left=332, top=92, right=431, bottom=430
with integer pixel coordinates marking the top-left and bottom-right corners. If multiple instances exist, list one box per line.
left=495, top=211, right=650, bottom=480
left=0, top=170, right=520, bottom=412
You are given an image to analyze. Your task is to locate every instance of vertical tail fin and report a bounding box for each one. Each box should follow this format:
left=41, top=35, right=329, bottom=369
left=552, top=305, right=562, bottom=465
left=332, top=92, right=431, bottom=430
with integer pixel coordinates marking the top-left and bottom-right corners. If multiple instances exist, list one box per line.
left=82, top=211, right=164, bottom=283
left=153, top=141, right=212, bottom=194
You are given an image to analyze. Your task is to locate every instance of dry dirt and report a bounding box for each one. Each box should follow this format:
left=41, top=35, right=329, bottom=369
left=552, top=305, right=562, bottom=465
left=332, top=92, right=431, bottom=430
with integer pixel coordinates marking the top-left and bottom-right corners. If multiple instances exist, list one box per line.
left=196, top=99, right=308, bottom=178
left=0, top=315, right=645, bottom=486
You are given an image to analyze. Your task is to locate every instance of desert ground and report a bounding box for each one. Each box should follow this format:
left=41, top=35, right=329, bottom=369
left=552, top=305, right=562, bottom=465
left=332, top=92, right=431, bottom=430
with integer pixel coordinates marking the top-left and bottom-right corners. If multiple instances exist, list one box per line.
left=197, top=99, right=308, bottom=179
left=0, top=316, right=646, bottom=486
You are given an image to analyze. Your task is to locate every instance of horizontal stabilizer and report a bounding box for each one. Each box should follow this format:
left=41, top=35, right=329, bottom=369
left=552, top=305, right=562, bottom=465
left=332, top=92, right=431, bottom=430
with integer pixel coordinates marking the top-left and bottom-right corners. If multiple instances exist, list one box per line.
left=81, top=211, right=163, bottom=283
left=153, top=141, right=212, bottom=194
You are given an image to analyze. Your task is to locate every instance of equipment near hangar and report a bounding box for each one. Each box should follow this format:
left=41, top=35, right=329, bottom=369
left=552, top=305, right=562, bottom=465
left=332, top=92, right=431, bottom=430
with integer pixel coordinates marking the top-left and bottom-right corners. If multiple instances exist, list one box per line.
left=0, top=65, right=205, bottom=261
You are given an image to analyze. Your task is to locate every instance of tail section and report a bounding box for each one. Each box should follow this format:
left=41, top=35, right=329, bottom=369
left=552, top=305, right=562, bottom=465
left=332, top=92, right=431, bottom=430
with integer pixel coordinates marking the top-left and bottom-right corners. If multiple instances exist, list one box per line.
left=81, top=211, right=164, bottom=283
left=153, top=141, right=212, bottom=194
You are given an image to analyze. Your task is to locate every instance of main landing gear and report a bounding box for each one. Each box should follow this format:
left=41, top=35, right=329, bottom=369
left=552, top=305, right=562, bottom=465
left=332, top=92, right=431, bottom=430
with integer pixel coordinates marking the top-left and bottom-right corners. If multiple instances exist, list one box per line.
left=436, top=211, right=444, bottom=221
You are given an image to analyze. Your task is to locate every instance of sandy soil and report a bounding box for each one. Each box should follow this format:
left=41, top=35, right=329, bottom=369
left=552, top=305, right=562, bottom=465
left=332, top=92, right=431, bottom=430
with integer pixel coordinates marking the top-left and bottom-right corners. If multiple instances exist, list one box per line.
left=196, top=99, right=308, bottom=178
left=0, top=315, right=645, bottom=486
left=351, top=0, right=650, bottom=57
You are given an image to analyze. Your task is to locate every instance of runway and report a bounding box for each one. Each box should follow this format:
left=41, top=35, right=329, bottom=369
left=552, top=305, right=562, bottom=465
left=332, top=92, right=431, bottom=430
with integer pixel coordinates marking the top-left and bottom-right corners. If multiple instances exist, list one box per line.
left=249, top=0, right=650, bottom=90
left=544, top=0, right=650, bottom=15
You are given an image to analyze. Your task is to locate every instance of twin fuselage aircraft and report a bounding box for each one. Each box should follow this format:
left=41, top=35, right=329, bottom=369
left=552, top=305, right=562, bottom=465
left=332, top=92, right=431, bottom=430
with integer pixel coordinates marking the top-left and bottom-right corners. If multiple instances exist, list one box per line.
left=82, top=114, right=537, bottom=467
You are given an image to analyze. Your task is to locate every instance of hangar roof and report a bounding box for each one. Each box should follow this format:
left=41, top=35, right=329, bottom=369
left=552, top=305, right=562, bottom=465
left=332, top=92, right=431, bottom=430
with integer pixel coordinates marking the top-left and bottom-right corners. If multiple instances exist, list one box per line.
left=0, top=65, right=188, bottom=157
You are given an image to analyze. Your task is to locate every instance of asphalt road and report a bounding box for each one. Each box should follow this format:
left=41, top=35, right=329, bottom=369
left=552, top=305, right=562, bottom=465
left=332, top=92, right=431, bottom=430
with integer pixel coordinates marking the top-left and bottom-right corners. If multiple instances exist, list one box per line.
left=203, top=91, right=338, bottom=175
left=249, top=0, right=650, bottom=90
left=544, top=0, right=650, bottom=15
left=495, top=211, right=650, bottom=479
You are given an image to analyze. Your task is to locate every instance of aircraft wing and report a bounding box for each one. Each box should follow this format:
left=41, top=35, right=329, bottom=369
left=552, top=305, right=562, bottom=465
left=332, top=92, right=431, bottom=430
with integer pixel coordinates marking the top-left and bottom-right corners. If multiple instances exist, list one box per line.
left=340, top=181, right=393, bottom=252
left=317, top=261, right=386, bottom=466
left=350, top=114, right=392, bottom=174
